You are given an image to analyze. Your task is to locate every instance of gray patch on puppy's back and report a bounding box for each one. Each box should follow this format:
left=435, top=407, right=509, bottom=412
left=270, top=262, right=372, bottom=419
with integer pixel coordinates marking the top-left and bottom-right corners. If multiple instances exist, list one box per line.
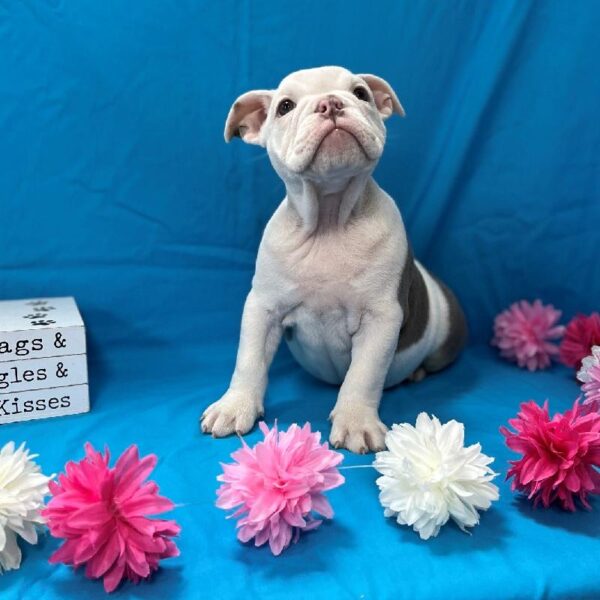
left=423, top=278, right=468, bottom=372
left=396, top=247, right=429, bottom=352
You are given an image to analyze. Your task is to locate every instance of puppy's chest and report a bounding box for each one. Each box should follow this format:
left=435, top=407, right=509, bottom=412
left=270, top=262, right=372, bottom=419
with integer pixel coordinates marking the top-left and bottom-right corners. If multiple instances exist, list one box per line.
left=257, top=232, right=398, bottom=351
left=276, top=235, right=373, bottom=307
left=275, top=246, right=365, bottom=342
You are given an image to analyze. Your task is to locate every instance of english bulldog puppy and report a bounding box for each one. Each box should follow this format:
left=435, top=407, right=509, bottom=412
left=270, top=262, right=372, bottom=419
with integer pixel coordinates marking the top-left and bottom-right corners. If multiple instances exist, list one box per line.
left=202, top=66, right=467, bottom=453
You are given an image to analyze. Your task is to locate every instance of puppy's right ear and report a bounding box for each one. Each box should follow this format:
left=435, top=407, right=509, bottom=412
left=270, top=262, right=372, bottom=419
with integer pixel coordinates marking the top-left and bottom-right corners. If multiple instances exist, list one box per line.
left=224, top=90, right=273, bottom=145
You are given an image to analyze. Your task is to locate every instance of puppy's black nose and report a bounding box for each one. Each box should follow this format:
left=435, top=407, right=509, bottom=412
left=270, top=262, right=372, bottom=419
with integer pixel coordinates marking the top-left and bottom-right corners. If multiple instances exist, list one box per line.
left=316, top=95, right=344, bottom=117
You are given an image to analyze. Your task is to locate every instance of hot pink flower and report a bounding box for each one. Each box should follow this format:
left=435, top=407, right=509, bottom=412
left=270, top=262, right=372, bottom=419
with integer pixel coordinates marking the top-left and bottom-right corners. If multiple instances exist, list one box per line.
left=560, top=312, right=600, bottom=370
left=216, top=422, right=344, bottom=555
left=577, top=346, right=600, bottom=413
left=492, top=300, right=564, bottom=371
left=43, top=444, right=180, bottom=593
left=500, top=400, right=600, bottom=510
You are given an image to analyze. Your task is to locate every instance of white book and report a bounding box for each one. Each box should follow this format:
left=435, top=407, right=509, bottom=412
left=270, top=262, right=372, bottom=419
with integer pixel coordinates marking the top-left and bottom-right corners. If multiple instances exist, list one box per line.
left=0, top=384, right=90, bottom=424
left=0, top=297, right=86, bottom=362
left=0, top=354, right=88, bottom=394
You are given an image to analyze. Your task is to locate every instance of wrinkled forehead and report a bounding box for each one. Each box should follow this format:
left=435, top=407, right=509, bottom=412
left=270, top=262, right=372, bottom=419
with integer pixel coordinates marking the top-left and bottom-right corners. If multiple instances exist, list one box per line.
left=277, top=67, right=359, bottom=98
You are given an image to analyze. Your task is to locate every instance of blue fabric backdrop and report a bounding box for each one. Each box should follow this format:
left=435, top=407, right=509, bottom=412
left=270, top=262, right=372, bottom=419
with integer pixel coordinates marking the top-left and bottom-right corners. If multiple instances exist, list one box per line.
left=0, top=1, right=599, bottom=598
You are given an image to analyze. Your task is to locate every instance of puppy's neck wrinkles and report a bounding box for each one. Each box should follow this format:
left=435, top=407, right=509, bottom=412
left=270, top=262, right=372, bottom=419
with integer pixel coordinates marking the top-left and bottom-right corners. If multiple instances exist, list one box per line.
left=285, top=175, right=376, bottom=234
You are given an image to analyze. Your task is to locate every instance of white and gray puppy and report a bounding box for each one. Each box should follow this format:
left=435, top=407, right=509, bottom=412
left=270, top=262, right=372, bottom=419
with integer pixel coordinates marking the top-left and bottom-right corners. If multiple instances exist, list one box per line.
left=201, top=66, right=467, bottom=453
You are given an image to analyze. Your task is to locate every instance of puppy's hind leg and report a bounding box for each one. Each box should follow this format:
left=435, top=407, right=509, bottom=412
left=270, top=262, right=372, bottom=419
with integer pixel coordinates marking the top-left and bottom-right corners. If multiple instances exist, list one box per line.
left=423, top=279, right=468, bottom=374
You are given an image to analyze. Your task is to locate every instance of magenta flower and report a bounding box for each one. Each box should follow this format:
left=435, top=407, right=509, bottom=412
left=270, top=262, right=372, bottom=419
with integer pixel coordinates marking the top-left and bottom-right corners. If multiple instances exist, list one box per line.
left=560, top=313, right=600, bottom=370
left=216, top=422, right=344, bottom=555
left=501, top=400, right=600, bottom=510
left=577, top=346, right=600, bottom=413
left=43, top=444, right=180, bottom=593
left=492, top=300, right=564, bottom=371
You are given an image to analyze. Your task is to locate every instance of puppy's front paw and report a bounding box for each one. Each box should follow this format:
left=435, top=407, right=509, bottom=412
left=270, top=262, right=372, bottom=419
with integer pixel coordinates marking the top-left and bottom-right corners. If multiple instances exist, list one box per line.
left=201, top=391, right=262, bottom=438
left=329, top=407, right=388, bottom=454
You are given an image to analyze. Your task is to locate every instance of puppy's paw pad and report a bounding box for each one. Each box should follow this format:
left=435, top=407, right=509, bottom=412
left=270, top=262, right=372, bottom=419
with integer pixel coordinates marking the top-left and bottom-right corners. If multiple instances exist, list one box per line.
left=329, top=410, right=387, bottom=454
left=200, top=394, right=261, bottom=438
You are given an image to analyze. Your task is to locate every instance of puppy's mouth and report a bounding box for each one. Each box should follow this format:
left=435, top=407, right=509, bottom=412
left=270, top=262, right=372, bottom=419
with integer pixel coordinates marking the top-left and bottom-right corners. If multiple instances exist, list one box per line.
left=311, top=121, right=368, bottom=161
left=286, top=116, right=384, bottom=174
left=313, top=125, right=369, bottom=159
left=311, top=119, right=372, bottom=163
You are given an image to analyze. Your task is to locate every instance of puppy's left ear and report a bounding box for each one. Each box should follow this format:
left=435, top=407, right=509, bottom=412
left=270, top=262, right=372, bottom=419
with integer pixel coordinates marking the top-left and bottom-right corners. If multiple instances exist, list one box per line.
left=224, top=90, right=274, bottom=145
left=358, top=74, right=405, bottom=119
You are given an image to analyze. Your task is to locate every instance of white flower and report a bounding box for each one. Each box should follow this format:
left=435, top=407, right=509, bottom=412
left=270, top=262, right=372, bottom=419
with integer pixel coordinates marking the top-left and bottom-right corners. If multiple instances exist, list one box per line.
left=577, top=345, right=600, bottom=383
left=374, top=413, right=499, bottom=540
left=0, top=442, right=51, bottom=573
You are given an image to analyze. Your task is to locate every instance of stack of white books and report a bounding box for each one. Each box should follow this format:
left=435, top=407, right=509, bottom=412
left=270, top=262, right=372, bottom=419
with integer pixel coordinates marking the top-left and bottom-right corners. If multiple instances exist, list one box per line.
left=0, top=297, right=89, bottom=424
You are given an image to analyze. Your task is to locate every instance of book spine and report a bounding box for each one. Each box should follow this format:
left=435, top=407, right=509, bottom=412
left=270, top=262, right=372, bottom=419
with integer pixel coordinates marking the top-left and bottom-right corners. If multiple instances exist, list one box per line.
left=0, top=384, right=89, bottom=424
left=0, top=354, right=88, bottom=394
left=0, top=326, right=86, bottom=363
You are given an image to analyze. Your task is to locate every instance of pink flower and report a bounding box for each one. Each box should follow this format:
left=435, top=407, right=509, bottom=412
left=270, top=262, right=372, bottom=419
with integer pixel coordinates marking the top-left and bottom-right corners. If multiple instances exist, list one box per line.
left=500, top=400, right=600, bottom=510
left=43, top=444, right=180, bottom=593
left=492, top=300, right=564, bottom=371
left=216, top=422, right=344, bottom=555
left=577, top=346, right=600, bottom=413
left=560, top=313, right=600, bottom=370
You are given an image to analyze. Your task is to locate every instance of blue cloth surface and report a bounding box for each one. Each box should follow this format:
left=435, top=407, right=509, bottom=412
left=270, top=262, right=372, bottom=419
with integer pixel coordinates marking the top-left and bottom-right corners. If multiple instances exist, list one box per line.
left=1, top=0, right=599, bottom=598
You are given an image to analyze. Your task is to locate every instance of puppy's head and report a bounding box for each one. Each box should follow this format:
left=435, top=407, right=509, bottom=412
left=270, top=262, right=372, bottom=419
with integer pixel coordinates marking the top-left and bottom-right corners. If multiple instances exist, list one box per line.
left=224, top=66, right=404, bottom=182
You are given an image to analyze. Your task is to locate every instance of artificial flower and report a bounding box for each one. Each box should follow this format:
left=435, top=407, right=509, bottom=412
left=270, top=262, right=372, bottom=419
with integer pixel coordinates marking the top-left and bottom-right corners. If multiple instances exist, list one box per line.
left=0, top=442, right=51, bottom=573
left=43, top=444, right=180, bottom=593
left=560, top=313, right=600, bottom=369
left=216, top=422, right=344, bottom=555
left=492, top=299, right=564, bottom=371
left=501, top=399, right=600, bottom=510
left=374, top=413, right=499, bottom=540
left=577, top=346, right=600, bottom=412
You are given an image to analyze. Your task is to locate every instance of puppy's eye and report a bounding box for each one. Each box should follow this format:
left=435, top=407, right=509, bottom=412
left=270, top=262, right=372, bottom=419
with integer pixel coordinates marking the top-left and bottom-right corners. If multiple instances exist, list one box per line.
left=277, top=99, right=296, bottom=116
left=353, top=86, right=370, bottom=102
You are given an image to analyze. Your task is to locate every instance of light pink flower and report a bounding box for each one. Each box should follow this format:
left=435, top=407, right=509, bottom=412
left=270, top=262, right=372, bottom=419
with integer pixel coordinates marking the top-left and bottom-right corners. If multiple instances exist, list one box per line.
left=216, top=422, right=344, bottom=555
left=492, top=300, right=564, bottom=371
left=501, top=400, right=600, bottom=511
left=43, top=444, right=180, bottom=593
left=577, top=345, right=600, bottom=413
